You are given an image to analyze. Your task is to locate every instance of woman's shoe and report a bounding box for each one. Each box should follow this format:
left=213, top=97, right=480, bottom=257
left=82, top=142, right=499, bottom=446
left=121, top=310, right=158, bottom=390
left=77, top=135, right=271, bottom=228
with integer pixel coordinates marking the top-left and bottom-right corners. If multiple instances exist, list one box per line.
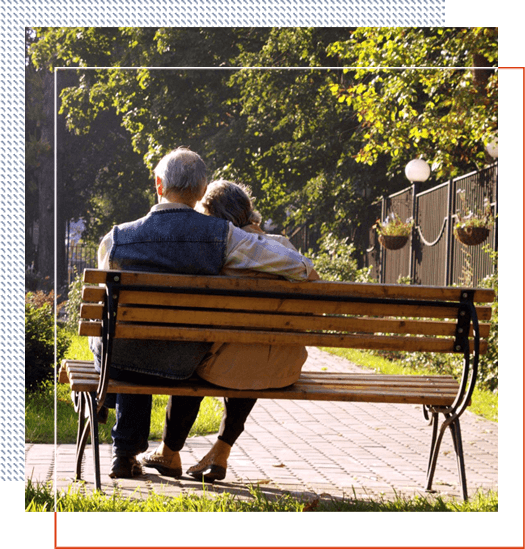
left=140, top=443, right=182, bottom=478
left=186, top=462, right=227, bottom=482
left=186, top=439, right=231, bottom=482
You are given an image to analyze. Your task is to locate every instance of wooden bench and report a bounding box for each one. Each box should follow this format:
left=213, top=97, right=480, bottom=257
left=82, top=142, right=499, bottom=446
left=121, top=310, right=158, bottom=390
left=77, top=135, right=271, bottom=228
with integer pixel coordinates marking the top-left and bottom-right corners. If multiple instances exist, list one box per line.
left=59, top=268, right=495, bottom=499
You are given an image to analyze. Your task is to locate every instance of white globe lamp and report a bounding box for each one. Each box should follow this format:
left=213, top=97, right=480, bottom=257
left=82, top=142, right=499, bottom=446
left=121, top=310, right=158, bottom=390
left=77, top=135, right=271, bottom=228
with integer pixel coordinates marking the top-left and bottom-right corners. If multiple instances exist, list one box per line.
left=486, top=139, right=498, bottom=159
left=405, top=158, right=431, bottom=183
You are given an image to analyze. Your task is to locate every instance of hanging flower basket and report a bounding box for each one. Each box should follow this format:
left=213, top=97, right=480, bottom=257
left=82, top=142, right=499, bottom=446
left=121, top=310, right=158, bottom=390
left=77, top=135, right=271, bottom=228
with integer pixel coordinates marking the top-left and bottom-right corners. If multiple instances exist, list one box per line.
left=454, top=189, right=494, bottom=246
left=378, top=234, right=409, bottom=250
left=454, top=226, right=490, bottom=246
left=374, top=213, right=413, bottom=251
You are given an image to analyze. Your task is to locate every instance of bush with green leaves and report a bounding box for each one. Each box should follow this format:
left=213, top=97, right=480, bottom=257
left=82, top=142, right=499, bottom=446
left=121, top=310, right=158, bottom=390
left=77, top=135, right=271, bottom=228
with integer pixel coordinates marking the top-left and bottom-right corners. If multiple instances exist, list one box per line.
left=307, top=233, right=376, bottom=283
left=476, top=247, right=498, bottom=391
left=25, top=291, right=70, bottom=391
left=64, top=270, right=84, bottom=333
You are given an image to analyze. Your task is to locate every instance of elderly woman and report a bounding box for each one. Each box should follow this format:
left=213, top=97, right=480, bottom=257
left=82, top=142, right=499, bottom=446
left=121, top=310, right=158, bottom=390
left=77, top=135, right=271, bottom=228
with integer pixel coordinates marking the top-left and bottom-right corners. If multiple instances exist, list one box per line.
left=195, top=180, right=311, bottom=387
left=181, top=180, right=316, bottom=481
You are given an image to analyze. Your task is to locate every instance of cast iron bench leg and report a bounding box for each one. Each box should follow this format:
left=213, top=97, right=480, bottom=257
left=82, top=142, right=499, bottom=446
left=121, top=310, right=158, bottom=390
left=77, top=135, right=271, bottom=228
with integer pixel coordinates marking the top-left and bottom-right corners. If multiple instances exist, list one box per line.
left=84, top=392, right=102, bottom=491
left=74, top=392, right=87, bottom=482
left=449, top=418, right=468, bottom=501
left=74, top=392, right=103, bottom=491
left=426, top=412, right=468, bottom=501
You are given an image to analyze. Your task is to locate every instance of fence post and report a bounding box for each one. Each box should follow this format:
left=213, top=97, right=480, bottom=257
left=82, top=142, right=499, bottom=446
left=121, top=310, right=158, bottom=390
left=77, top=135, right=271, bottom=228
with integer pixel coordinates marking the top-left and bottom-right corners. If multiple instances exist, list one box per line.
left=445, top=177, right=454, bottom=286
left=380, top=196, right=386, bottom=283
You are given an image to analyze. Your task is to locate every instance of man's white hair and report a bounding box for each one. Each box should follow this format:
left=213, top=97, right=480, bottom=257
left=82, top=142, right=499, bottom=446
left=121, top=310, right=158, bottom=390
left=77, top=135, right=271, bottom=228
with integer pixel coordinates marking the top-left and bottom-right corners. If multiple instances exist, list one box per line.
left=154, top=147, right=207, bottom=200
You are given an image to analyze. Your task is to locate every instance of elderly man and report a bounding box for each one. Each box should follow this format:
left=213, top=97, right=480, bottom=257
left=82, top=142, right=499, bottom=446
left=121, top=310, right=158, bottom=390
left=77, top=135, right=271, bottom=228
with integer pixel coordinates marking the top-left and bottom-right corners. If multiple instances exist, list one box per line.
left=91, top=147, right=316, bottom=478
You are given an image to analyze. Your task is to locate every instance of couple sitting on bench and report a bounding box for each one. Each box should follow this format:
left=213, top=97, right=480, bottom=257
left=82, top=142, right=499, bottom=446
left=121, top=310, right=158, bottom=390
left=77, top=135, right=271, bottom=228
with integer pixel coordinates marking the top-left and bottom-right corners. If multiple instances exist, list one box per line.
left=89, top=147, right=319, bottom=481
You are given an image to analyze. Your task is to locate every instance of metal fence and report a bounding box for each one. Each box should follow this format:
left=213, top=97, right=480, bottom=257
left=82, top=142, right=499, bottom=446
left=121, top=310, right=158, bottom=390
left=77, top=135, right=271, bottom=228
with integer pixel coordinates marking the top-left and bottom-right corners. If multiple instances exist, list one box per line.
left=365, top=162, right=497, bottom=286
left=67, top=244, right=97, bottom=286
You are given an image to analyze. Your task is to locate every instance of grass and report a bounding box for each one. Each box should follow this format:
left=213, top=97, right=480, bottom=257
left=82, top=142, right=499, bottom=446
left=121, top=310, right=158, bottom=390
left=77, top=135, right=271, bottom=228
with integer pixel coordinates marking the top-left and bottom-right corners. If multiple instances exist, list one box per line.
left=322, top=348, right=498, bottom=422
left=25, top=334, right=223, bottom=444
left=25, top=478, right=498, bottom=512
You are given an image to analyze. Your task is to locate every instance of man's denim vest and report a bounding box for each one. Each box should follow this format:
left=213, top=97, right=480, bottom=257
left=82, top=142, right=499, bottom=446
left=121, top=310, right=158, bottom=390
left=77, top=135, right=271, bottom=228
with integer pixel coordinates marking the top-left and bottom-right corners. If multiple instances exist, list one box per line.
left=92, top=208, right=229, bottom=380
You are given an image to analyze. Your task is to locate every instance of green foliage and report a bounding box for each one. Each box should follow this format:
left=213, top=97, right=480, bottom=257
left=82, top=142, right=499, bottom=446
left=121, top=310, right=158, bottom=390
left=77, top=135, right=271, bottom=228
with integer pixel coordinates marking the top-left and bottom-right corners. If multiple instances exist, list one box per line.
left=25, top=291, right=70, bottom=391
left=328, top=28, right=498, bottom=181
left=64, top=271, right=84, bottom=332
left=307, top=233, right=375, bottom=283
left=476, top=246, right=498, bottom=391
left=27, top=27, right=498, bottom=271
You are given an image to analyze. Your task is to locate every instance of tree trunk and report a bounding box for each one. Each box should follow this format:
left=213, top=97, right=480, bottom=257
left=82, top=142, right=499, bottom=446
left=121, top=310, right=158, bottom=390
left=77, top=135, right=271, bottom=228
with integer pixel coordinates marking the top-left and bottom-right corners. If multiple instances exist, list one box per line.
left=36, top=71, right=54, bottom=287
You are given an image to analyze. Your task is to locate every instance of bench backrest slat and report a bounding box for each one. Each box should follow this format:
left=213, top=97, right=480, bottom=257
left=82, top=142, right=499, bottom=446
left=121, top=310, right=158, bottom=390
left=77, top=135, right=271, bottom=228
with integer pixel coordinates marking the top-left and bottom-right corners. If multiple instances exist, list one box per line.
left=83, top=268, right=495, bottom=303
left=109, top=324, right=486, bottom=354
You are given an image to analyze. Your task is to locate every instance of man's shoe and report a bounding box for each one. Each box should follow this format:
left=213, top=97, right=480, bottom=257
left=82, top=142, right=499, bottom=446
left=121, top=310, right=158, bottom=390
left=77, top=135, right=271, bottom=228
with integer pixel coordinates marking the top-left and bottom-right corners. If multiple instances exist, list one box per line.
left=109, top=455, right=143, bottom=479
left=140, top=447, right=182, bottom=478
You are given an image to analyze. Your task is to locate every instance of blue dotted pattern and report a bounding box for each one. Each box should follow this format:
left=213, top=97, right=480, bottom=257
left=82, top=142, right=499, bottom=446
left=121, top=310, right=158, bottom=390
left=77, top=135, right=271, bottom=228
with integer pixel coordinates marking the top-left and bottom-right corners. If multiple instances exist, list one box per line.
left=2, top=6, right=26, bottom=483
left=8, top=1, right=445, bottom=26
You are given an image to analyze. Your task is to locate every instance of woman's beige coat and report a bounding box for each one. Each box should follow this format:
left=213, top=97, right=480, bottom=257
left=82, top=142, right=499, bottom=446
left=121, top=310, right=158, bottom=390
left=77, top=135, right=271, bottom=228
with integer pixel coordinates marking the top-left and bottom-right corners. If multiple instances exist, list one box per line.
left=196, top=225, right=308, bottom=390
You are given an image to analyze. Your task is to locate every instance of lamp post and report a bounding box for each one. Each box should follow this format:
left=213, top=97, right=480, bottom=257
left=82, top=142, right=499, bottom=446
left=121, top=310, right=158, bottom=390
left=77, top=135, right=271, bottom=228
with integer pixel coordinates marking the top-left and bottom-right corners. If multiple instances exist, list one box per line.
left=405, top=159, right=431, bottom=283
left=485, top=137, right=498, bottom=250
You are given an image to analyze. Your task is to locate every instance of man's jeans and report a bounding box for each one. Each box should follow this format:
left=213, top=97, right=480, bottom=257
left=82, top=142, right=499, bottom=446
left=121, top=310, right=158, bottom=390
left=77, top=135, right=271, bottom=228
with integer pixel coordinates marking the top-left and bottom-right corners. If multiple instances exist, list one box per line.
left=91, top=352, right=177, bottom=458
left=89, top=336, right=211, bottom=457
left=102, top=367, right=173, bottom=458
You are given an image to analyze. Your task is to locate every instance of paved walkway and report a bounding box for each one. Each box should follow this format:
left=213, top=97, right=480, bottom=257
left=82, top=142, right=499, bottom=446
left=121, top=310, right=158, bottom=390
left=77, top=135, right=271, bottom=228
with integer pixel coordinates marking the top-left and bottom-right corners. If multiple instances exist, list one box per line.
left=26, top=348, right=498, bottom=503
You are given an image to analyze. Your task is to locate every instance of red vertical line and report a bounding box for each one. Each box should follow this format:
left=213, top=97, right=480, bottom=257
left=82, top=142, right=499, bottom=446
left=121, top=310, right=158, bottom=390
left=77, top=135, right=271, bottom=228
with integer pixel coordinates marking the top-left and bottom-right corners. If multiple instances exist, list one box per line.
left=54, top=512, right=57, bottom=549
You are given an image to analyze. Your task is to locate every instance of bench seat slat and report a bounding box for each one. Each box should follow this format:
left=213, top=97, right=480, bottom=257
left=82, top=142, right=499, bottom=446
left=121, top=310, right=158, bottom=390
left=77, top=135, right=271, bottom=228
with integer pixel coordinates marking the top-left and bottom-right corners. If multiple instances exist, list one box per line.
left=62, top=361, right=458, bottom=406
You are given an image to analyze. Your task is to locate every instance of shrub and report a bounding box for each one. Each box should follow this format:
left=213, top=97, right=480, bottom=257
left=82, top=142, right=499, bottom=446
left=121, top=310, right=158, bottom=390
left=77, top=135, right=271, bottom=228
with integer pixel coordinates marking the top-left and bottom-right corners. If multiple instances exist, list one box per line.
left=64, top=270, right=84, bottom=333
left=25, top=291, right=70, bottom=391
left=308, top=233, right=376, bottom=283
left=476, top=246, right=498, bottom=391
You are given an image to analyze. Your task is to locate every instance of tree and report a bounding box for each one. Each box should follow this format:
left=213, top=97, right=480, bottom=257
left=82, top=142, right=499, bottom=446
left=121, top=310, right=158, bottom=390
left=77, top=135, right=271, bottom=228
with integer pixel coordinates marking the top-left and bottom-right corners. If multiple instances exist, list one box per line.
left=26, top=29, right=55, bottom=285
left=27, top=28, right=162, bottom=289
left=327, top=27, right=498, bottom=181
left=28, top=28, right=268, bottom=253
left=214, top=28, right=400, bottom=246
left=28, top=26, right=422, bottom=272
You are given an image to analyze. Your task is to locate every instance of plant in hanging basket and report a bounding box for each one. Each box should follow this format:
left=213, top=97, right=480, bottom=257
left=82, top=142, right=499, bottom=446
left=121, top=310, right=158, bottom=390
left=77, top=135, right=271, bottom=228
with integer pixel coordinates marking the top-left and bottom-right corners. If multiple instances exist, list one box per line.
left=374, top=213, right=413, bottom=250
left=454, top=225, right=490, bottom=246
left=454, top=189, right=494, bottom=246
